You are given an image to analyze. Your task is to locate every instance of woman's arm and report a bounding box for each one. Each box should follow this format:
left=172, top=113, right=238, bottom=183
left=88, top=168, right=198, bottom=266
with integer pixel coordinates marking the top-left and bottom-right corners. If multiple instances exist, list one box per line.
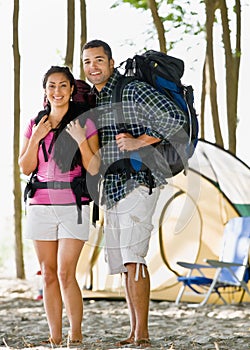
left=18, top=115, right=52, bottom=175
left=80, top=133, right=100, bottom=175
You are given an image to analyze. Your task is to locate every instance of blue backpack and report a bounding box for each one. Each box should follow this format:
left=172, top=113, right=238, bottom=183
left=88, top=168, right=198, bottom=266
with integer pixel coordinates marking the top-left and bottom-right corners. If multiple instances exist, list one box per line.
left=112, top=50, right=199, bottom=178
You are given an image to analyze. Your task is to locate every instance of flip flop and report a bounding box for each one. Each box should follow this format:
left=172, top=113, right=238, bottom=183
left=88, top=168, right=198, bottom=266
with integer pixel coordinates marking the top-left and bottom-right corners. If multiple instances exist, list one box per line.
left=67, top=333, right=82, bottom=347
left=115, top=337, right=135, bottom=346
left=40, top=337, right=63, bottom=346
left=134, top=338, right=151, bottom=347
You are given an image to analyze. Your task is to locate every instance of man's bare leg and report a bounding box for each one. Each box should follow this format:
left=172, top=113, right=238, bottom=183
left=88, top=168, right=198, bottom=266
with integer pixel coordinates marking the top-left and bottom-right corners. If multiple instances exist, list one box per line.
left=115, top=269, right=136, bottom=346
left=116, top=263, right=150, bottom=345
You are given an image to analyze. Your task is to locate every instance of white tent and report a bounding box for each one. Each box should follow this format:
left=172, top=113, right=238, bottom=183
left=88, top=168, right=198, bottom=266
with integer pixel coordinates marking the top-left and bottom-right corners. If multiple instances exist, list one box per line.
left=76, top=139, right=250, bottom=303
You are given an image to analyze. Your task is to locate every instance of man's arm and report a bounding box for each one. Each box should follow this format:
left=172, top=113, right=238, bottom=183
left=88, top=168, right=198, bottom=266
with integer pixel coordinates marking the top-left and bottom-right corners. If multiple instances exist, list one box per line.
left=116, top=133, right=160, bottom=152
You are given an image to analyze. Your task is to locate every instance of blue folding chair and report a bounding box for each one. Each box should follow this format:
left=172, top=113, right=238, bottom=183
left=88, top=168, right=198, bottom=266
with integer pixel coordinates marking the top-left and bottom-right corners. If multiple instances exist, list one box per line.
left=175, top=217, right=250, bottom=307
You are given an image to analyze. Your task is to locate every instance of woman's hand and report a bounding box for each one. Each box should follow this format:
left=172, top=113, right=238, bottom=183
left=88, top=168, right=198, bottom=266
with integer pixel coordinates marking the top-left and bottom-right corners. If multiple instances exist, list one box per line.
left=31, top=115, right=52, bottom=142
left=66, top=119, right=86, bottom=146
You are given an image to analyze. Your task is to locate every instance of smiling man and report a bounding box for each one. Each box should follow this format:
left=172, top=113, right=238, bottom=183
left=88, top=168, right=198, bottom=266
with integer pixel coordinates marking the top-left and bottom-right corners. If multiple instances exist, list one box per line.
left=82, top=39, right=186, bottom=347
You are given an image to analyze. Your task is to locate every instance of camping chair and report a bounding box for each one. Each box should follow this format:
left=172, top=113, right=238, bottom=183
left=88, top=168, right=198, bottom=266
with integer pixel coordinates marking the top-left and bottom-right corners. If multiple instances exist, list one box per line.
left=175, top=216, right=250, bottom=307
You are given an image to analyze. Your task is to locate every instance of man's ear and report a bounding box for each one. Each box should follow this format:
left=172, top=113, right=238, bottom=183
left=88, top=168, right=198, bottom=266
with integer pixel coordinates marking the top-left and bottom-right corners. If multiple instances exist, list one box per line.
left=110, top=58, right=115, bottom=69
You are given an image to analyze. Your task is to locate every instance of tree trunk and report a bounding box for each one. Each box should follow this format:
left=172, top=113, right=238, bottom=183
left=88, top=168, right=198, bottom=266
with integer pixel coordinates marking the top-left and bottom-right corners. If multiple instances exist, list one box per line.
left=80, top=0, right=87, bottom=79
left=13, top=0, right=25, bottom=279
left=205, top=0, right=224, bottom=147
left=200, top=56, right=207, bottom=139
left=65, top=0, right=75, bottom=70
left=147, top=0, right=166, bottom=53
left=219, top=0, right=241, bottom=154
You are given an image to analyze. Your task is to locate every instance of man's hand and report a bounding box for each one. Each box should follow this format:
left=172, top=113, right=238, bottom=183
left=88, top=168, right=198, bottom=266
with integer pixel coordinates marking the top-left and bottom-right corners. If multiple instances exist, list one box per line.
left=116, top=133, right=161, bottom=151
left=115, top=133, right=146, bottom=151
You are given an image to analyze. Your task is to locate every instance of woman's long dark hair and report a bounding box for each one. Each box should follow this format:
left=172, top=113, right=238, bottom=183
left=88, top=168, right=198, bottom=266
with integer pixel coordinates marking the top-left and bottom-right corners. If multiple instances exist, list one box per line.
left=36, top=66, right=91, bottom=173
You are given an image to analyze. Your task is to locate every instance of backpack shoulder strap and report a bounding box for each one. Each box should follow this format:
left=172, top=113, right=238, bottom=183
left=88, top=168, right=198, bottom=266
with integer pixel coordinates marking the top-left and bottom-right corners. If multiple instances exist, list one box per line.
left=111, top=76, right=137, bottom=103
left=35, top=108, right=49, bottom=125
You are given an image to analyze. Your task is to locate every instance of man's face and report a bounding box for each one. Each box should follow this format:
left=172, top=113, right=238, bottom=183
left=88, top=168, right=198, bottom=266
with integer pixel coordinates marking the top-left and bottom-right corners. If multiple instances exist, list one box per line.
left=82, top=46, right=114, bottom=92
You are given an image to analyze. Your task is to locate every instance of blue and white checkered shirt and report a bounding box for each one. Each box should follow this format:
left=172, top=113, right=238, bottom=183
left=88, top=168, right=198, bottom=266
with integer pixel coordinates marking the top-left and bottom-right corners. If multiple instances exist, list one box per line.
left=95, top=69, right=186, bottom=208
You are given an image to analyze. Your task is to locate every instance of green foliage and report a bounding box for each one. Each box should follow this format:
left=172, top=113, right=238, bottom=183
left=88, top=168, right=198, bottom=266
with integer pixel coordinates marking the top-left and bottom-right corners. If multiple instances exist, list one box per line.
left=111, top=0, right=148, bottom=10
left=112, top=0, right=206, bottom=50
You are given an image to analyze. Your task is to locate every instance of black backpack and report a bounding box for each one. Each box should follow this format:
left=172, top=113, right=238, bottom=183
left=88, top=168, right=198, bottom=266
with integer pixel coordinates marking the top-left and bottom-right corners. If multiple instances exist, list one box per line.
left=113, top=50, right=199, bottom=178
left=24, top=94, right=100, bottom=225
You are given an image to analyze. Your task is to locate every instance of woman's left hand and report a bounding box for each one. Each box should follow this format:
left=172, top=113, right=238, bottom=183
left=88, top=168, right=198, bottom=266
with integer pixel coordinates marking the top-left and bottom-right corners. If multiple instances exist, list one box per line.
left=66, top=119, right=86, bottom=146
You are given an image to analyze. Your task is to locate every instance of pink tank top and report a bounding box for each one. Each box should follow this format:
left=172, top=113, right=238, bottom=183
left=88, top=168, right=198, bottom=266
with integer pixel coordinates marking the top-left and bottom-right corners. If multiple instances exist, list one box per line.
left=24, top=117, right=98, bottom=205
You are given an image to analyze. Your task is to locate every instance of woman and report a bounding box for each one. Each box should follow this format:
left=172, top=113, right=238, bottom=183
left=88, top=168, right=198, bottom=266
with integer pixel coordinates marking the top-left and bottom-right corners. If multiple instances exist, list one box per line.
left=19, top=66, right=100, bottom=345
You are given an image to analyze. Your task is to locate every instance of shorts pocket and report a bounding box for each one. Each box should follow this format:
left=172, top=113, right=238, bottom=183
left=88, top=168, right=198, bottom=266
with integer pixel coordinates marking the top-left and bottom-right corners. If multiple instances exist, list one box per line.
left=126, top=219, right=153, bottom=258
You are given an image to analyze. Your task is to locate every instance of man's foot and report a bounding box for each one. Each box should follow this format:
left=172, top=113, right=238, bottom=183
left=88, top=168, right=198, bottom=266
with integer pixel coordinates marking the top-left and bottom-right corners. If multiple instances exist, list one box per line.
left=134, top=338, right=151, bottom=348
left=114, top=336, right=135, bottom=346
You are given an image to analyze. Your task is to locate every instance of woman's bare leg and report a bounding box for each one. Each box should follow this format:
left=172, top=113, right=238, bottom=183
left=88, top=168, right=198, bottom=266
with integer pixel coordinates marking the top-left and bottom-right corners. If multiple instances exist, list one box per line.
left=33, top=240, right=63, bottom=344
left=57, top=238, right=85, bottom=341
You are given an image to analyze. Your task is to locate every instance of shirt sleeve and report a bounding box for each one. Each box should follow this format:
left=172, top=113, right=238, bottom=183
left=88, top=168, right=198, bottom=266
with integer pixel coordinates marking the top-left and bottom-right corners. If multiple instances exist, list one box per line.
left=125, top=81, right=187, bottom=140
left=24, top=118, right=35, bottom=139
left=85, top=118, right=98, bottom=139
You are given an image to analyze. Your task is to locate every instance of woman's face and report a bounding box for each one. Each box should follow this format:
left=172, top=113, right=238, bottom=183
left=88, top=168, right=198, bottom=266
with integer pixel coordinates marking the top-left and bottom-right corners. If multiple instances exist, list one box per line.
left=45, top=72, right=74, bottom=108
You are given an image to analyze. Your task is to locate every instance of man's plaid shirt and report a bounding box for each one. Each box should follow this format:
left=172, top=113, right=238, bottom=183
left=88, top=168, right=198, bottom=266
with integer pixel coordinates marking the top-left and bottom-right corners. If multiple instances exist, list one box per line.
left=95, top=69, right=186, bottom=208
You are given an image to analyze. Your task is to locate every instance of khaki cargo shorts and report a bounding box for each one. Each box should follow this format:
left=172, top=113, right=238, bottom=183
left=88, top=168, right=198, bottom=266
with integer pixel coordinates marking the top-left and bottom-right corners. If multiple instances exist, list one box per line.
left=103, top=185, right=160, bottom=275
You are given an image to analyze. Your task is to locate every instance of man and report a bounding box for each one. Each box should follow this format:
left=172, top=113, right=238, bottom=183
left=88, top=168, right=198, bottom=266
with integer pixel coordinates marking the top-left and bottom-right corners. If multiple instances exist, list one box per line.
left=82, top=39, right=186, bottom=347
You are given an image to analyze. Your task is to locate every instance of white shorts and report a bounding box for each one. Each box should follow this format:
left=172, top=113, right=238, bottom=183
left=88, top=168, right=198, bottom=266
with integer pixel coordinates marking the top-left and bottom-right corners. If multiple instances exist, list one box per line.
left=24, top=204, right=90, bottom=241
left=103, top=186, right=160, bottom=275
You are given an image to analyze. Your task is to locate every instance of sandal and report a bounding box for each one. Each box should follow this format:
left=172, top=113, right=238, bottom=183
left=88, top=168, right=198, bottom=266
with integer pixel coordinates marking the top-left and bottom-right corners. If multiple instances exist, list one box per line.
left=115, top=337, right=134, bottom=346
left=134, top=338, right=151, bottom=347
left=40, top=337, right=63, bottom=346
left=67, top=333, right=82, bottom=347
left=67, top=340, right=82, bottom=347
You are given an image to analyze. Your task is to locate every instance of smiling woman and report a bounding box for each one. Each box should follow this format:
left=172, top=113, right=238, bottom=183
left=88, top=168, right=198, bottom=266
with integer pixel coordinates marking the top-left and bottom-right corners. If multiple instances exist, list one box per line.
left=18, top=64, right=100, bottom=345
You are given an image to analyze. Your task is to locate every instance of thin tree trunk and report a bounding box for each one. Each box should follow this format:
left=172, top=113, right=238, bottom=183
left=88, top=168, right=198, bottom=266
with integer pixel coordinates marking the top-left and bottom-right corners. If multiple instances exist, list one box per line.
left=80, top=0, right=87, bottom=79
left=205, top=0, right=224, bottom=147
left=219, top=0, right=241, bottom=154
left=65, top=0, right=75, bottom=70
left=13, top=0, right=25, bottom=279
left=147, top=0, right=166, bottom=53
left=200, top=56, right=207, bottom=139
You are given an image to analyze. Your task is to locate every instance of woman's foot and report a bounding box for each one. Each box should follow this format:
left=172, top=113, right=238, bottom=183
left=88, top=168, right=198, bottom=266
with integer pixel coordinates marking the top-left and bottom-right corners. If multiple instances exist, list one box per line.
left=67, top=332, right=82, bottom=346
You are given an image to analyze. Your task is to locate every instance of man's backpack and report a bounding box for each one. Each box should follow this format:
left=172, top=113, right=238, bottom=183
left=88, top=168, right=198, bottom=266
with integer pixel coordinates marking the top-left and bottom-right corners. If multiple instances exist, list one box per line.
left=113, top=50, right=199, bottom=178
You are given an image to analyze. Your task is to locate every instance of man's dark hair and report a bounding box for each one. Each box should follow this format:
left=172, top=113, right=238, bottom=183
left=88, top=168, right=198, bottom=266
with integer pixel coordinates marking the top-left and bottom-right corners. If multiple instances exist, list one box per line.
left=82, top=39, right=112, bottom=60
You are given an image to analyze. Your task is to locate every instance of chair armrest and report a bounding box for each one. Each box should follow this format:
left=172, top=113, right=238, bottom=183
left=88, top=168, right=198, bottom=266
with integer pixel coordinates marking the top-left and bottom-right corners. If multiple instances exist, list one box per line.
left=177, top=261, right=214, bottom=269
left=205, top=259, right=247, bottom=268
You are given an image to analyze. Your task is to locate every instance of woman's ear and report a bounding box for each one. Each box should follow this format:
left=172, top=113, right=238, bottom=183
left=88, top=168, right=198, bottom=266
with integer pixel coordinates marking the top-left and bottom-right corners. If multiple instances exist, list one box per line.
left=43, top=91, right=48, bottom=108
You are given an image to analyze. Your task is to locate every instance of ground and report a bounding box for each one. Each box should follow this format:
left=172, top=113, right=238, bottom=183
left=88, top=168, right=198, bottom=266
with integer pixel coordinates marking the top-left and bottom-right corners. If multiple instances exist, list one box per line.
left=1, top=278, right=250, bottom=350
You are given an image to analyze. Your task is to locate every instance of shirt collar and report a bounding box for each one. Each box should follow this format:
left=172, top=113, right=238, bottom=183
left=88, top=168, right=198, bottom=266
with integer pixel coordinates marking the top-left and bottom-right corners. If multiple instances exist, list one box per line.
left=94, top=68, right=121, bottom=97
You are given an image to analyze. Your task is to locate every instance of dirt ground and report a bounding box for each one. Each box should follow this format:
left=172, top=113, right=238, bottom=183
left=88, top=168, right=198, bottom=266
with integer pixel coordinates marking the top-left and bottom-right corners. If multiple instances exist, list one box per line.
left=1, top=277, right=250, bottom=350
